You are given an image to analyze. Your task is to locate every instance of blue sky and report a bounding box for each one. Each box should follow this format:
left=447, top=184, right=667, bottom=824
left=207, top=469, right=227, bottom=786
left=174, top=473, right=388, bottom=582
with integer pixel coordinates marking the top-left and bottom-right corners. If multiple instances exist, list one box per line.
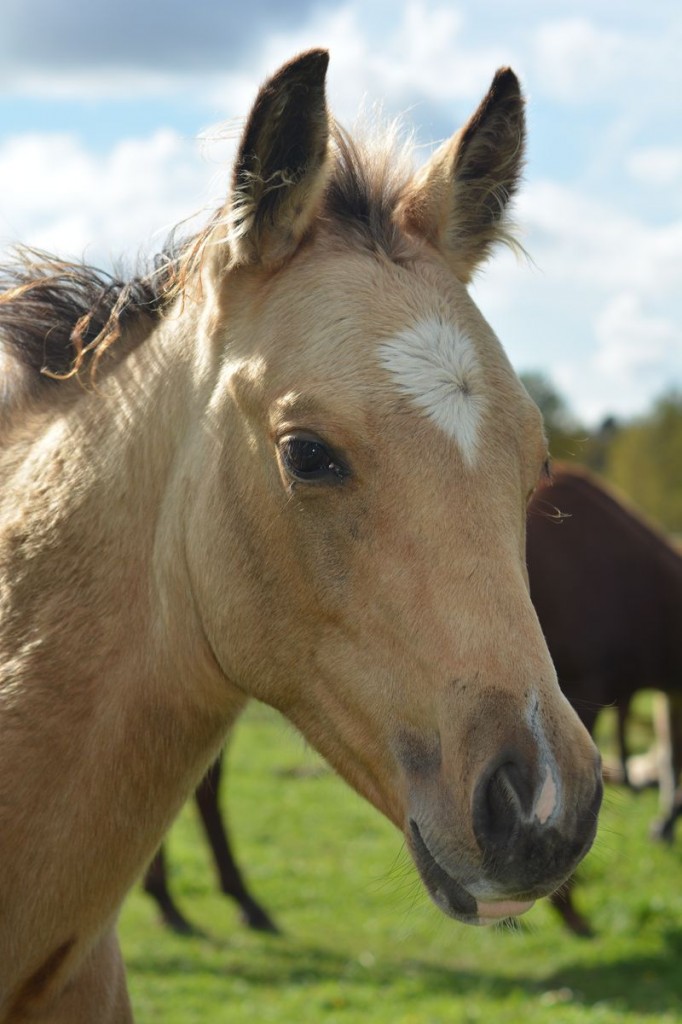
left=1, top=0, right=680, bottom=424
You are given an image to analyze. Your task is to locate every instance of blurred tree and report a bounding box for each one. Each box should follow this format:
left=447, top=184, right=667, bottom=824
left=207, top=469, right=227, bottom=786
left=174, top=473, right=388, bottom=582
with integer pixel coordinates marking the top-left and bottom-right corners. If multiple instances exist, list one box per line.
left=580, top=415, right=621, bottom=474
left=520, top=371, right=587, bottom=463
left=521, top=372, right=681, bottom=535
left=605, top=391, right=682, bottom=534
left=521, top=371, right=574, bottom=431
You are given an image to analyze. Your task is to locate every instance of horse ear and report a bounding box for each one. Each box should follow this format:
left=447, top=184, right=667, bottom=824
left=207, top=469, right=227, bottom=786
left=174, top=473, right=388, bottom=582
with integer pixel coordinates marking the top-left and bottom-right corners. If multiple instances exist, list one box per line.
left=228, top=49, right=331, bottom=267
left=400, top=68, right=525, bottom=283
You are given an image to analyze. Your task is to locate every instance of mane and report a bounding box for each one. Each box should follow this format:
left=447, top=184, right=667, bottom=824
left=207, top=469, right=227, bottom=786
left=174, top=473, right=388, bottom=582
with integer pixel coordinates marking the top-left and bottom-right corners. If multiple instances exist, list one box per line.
left=0, top=120, right=417, bottom=399
left=0, top=242, right=190, bottom=388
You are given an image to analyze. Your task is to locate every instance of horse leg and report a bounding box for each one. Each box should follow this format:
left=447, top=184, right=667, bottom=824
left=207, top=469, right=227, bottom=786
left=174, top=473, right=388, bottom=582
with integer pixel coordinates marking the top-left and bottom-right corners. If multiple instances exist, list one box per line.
left=196, top=754, right=279, bottom=933
left=663, top=697, right=682, bottom=838
left=548, top=879, right=594, bottom=938
left=142, top=845, right=197, bottom=935
left=654, top=790, right=682, bottom=843
left=547, top=699, right=597, bottom=936
left=651, top=692, right=682, bottom=843
left=9, top=928, right=132, bottom=1024
left=616, top=696, right=632, bottom=786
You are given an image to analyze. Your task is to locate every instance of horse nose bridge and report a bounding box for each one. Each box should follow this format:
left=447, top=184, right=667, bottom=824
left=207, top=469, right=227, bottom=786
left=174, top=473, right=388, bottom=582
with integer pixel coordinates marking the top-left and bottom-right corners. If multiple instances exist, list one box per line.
left=458, top=569, right=558, bottom=679
left=440, top=677, right=597, bottom=811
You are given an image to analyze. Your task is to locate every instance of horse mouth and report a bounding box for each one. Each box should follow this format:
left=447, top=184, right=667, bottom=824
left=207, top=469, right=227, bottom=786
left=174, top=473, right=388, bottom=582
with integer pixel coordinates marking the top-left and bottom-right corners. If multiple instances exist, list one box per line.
left=408, top=819, right=535, bottom=926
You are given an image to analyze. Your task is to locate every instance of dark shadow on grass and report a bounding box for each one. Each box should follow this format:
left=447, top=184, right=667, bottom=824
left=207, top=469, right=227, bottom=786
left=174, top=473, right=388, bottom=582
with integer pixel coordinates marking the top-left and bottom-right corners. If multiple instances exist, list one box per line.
left=544, top=925, right=682, bottom=1015
left=126, top=938, right=545, bottom=1004
left=126, top=925, right=682, bottom=1013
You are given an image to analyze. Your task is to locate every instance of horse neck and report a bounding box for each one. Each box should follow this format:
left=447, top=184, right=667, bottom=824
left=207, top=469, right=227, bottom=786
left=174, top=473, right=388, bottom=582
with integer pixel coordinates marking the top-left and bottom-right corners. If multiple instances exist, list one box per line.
left=0, top=301, right=245, bottom=939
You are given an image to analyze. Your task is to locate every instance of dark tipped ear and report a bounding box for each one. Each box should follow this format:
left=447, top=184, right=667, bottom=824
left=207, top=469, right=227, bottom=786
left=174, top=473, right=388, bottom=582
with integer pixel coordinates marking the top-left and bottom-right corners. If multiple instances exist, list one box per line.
left=228, top=49, right=331, bottom=267
left=399, top=68, right=526, bottom=282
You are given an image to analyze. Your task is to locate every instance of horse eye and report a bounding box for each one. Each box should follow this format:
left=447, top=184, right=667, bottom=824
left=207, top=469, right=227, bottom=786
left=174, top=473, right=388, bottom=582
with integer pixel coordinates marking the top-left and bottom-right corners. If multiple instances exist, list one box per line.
left=279, top=435, right=348, bottom=483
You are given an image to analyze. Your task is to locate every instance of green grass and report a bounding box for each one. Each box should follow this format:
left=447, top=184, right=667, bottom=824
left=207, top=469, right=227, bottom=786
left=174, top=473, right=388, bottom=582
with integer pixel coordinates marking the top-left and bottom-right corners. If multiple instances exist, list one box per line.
left=120, top=701, right=682, bottom=1023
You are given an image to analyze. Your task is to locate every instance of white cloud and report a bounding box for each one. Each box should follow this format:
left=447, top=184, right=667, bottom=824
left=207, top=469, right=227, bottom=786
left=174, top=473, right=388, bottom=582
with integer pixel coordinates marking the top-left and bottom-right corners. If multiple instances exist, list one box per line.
left=471, top=177, right=682, bottom=424
left=0, top=130, right=229, bottom=265
left=532, top=18, right=622, bottom=101
left=203, top=0, right=518, bottom=133
left=0, top=0, right=517, bottom=117
left=531, top=18, right=628, bottom=102
left=516, top=181, right=682, bottom=300
left=531, top=15, right=682, bottom=108
left=368, top=2, right=515, bottom=106
left=594, top=292, right=682, bottom=377
left=4, top=69, right=192, bottom=101
left=628, top=146, right=682, bottom=188
left=553, top=292, right=682, bottom=423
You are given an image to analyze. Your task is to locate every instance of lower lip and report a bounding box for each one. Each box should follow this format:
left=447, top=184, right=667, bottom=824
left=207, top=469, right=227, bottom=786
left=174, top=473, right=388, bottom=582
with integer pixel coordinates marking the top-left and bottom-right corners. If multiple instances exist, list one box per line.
left=476, top=899, right=535, bottom=924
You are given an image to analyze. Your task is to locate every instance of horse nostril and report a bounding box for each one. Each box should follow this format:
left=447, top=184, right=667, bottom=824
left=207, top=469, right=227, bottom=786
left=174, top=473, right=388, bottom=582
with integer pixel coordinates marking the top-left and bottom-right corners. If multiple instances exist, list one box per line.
left=473, top=756, right=535, bottom=851
left=471, top=751, right=600, bottom=892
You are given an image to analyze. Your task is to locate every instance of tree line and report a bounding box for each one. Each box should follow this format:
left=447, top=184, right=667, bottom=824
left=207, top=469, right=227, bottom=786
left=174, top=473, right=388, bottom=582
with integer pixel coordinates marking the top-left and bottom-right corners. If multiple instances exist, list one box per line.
left=522, top=373, right=682, bottom=536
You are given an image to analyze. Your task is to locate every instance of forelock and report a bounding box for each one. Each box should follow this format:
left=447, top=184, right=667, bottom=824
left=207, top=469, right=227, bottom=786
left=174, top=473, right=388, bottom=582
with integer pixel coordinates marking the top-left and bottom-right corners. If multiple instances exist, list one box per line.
left=322, top=119, right=417, bottom=262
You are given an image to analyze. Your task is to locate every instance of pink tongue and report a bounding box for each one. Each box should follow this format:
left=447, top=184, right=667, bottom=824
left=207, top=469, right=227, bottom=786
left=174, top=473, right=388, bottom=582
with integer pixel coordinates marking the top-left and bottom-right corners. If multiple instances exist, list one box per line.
left=476, top=899, right=535, bottom=922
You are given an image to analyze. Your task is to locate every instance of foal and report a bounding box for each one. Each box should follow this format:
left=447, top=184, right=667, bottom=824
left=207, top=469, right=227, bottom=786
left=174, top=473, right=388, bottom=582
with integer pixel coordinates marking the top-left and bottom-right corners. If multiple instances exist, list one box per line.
left=0, top=51, right=601, bottom=1022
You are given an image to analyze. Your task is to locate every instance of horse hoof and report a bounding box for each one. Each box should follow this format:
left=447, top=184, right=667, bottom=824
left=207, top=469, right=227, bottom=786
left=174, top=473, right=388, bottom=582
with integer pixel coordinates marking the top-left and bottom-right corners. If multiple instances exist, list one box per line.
left=650, top=818, right=676, bottom=844
left=163, top=913, right=202, bottom=937
left=241, top=907, right=281, bottom=934
left=564, top=912, right=595, bottom=938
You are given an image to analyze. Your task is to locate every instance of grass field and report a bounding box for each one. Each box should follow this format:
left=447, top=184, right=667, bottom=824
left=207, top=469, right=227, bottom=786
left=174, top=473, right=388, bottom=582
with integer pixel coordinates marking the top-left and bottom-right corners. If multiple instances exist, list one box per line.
left=120, top=699, right=682, bottom=1023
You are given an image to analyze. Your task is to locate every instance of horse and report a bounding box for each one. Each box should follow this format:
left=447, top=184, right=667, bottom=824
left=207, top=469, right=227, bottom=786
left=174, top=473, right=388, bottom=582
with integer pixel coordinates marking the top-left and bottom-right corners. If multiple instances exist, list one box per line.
left=0, top=50, right=602, bottom=1022
left=526, top=464, right=682, bottom=934
left=145, top=464, right=682, bottom=940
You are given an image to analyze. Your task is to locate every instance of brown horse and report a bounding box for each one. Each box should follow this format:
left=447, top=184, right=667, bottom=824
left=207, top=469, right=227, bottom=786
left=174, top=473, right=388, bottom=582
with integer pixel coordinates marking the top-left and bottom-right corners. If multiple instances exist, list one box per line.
left=528, top=466, right=682, bottom=764
left=145, top=465, right=682, bottom=938
left=527, top=464, right=682, bottom=933
left=0, top=51, right=601, bottom=1022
